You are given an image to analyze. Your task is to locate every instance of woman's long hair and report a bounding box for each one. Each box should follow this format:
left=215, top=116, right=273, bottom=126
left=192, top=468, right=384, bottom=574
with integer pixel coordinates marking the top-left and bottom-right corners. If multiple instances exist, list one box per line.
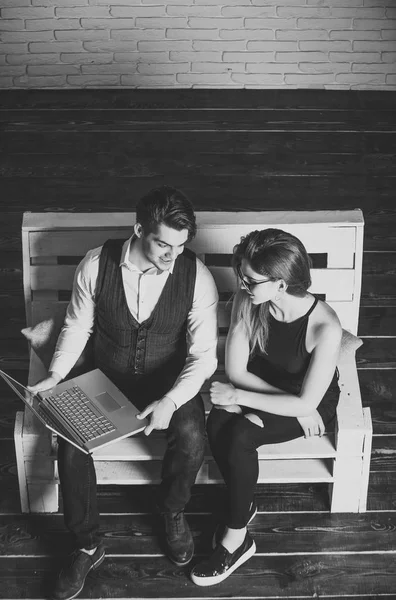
left=232, top=228, right=312, bottom=356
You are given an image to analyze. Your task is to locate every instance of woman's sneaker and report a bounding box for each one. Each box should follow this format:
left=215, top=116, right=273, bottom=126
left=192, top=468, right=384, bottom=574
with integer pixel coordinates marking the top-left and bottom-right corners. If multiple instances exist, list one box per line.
left=191, top=532, right=256, bottom=587
left=211, top=499, right=257, bottom=549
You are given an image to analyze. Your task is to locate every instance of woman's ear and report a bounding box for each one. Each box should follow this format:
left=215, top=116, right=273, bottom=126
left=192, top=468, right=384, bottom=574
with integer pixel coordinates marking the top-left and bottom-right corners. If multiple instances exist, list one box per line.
left=278, top=279, right=288, bottom=294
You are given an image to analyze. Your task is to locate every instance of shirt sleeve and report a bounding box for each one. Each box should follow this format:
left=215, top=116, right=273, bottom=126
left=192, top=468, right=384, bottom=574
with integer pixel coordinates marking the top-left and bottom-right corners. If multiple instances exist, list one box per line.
left=164, top=257, right=219, bottom=409
left=49, top=247, right=100, bottom=380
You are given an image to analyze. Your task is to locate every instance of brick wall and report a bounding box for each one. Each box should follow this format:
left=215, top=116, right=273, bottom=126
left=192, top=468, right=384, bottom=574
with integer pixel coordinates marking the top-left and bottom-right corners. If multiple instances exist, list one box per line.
left=0, top=0, right=395, bottom=89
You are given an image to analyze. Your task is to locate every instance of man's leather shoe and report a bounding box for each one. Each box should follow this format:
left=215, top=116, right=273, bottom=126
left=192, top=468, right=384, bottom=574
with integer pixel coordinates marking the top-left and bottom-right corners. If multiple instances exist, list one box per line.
left=191, top=532, right=256, bottom=586
left=52, top=545, right=105, bottom=600
left=162, top=510, right=194, bottom=566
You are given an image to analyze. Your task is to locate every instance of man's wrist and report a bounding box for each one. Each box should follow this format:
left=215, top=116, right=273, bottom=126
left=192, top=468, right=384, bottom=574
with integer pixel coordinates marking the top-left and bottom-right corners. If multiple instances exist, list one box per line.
left=49, top=371, right=62, bottom=384
left=162, top=395, right=178, bottom=411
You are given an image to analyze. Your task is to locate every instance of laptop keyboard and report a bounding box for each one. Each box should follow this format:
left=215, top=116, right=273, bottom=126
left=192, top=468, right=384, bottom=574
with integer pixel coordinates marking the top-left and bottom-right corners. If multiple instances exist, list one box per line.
left=46, top=385, right=116, bottom=441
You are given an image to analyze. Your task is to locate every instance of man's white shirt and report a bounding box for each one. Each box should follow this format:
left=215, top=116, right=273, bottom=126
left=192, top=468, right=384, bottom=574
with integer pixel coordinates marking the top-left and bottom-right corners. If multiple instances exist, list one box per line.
left=50, top=237, right=219, bottom=409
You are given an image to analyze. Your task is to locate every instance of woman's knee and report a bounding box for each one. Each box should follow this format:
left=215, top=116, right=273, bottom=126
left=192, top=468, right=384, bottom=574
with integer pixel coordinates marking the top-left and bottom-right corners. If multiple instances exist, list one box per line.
left=227, top=418, right=260, bottom=461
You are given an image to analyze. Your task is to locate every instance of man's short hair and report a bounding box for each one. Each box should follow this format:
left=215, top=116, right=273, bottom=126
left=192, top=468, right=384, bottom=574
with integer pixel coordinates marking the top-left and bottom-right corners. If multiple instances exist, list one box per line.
left=136, top=186, right=197, bottom=242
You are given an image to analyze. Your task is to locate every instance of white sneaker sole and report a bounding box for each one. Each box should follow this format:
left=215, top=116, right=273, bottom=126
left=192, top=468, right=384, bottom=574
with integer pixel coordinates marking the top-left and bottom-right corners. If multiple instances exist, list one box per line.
left=191, top=540, right=256, bottom=587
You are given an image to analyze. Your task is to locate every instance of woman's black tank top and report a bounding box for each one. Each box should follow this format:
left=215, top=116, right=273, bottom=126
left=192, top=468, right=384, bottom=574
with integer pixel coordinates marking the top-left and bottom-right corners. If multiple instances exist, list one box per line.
left=247, top=297, right=339, bottom=425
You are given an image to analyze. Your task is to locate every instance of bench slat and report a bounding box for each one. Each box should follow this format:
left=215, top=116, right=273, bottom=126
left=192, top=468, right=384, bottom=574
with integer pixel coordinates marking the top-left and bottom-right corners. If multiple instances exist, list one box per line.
left=90, top=433, right=338, bottom=461
left=24, top=209, right=364, bottom=232
left=29, top=225, right=356, bottom=269
left=82, top=458, right=333, bottom=485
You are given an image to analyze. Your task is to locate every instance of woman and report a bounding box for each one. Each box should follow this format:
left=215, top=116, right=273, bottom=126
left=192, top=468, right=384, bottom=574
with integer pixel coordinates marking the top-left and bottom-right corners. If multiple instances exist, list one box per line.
left=191, top=228, right=342, bottom=586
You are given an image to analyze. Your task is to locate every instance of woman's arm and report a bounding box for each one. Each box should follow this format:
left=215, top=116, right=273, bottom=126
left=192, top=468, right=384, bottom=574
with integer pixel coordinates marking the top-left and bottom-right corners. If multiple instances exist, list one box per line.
left=225, top=291, right=285, bottom=394
left=213, top=312, right=342, bottom=418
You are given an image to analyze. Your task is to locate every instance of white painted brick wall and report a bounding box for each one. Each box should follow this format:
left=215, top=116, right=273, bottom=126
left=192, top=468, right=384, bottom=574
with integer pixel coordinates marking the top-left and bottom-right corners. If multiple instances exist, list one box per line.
left=0, top=0, right=395, bottom=89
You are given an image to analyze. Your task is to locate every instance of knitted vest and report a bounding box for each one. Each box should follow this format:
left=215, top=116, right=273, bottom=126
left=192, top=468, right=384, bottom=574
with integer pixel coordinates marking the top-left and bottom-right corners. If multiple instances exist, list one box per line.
left=91, top=239, right=196, bottom=406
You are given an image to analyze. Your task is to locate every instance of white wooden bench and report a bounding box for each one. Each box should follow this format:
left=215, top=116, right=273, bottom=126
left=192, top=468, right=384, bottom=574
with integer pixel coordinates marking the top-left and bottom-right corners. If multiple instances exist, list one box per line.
left=14, top=210, right=372, bottom=514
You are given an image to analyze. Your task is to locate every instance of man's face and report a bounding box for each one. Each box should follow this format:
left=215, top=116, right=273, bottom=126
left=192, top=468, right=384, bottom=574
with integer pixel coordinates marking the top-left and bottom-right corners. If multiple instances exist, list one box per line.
left=139, top=222, right=189, bottom=271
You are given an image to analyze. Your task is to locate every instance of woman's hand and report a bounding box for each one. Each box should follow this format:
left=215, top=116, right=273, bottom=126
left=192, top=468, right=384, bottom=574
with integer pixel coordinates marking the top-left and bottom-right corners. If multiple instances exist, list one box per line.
left=210, top=381, right=239, bottom=407
left=297, top=410, right=325, bottom=438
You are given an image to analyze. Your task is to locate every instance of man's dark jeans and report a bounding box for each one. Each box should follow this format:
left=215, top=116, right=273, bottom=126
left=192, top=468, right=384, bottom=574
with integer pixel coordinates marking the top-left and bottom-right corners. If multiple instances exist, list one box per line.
left=57, top=393, right=206, bottom=550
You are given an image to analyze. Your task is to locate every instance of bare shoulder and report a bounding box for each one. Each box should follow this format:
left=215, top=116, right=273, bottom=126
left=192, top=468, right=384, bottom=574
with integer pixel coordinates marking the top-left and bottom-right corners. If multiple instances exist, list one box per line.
left=310, top=299, right=342, bottom=346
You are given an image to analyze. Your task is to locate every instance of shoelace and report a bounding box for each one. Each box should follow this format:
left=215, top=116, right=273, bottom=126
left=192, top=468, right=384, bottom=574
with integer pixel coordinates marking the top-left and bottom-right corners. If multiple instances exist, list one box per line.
left=57, top=550, right=84, bottom=577
left=165, top=511, right=184, bottom=537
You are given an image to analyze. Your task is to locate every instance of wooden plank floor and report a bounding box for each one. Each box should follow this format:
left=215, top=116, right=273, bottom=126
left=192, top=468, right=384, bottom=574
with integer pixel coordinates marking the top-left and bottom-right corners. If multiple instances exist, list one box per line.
left=0, top=89, right=396, bottom=598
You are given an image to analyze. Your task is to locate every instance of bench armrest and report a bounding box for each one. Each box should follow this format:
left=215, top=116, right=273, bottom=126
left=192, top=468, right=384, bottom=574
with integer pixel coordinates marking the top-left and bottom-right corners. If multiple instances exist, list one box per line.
left=335, top=353, right=368, bottom=455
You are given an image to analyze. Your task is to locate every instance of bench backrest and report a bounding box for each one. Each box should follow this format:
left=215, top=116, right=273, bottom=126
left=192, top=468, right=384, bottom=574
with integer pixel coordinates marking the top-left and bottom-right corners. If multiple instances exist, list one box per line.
left=22, top=211, right=364, bottom=349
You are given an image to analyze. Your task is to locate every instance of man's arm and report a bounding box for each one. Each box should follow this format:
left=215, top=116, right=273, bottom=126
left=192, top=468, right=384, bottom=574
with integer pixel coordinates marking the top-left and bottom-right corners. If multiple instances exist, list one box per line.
left=162, top=258, right=219, bottom=409
left=29, top=248, right=100, bottom=392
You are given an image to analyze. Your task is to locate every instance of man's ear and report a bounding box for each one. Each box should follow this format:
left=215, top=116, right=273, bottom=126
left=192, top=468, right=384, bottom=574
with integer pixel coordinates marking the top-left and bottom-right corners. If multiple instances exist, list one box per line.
left=134, top=223, right=143, bottom=238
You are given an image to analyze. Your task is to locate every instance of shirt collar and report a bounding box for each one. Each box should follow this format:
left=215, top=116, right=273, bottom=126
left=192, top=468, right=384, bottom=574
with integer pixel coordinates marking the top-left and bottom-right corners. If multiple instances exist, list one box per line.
left=119, top=236, right=175, bottom=275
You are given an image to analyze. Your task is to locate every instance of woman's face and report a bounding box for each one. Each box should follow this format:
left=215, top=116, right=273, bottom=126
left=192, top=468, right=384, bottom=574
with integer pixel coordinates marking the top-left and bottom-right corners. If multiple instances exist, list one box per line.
left=239, top=259, right=279, bottom=305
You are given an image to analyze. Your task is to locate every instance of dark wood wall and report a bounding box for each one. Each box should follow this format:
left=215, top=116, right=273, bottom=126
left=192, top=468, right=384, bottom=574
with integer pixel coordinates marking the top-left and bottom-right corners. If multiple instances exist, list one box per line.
left=1, top=89, right=396, bottom=383
left=0, top=89, right=396, bottom=598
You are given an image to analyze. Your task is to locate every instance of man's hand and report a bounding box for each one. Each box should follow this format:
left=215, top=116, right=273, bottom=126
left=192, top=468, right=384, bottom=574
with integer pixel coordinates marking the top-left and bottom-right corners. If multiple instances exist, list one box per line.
left=27, top=372, right=62, bottom=394
left=210, top=381, right=238, bottom=407
left=136, top=396, right=177, bottom=436
left=297, top=410, right=325, bottom=438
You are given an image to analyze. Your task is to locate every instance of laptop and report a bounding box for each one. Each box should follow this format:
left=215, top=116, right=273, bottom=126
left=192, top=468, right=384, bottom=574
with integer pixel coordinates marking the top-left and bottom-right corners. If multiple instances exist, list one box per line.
left=0, top=368, right=146, bottom=454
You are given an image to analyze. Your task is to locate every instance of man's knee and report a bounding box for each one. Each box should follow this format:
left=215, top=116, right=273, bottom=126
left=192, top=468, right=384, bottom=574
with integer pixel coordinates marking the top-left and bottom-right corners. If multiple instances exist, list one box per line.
left=177, top=419, right=206, bottom=452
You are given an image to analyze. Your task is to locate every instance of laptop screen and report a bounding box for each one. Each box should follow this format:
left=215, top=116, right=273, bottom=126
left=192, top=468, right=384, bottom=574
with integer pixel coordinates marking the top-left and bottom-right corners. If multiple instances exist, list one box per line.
left=0, top=369, right=46, bottom=421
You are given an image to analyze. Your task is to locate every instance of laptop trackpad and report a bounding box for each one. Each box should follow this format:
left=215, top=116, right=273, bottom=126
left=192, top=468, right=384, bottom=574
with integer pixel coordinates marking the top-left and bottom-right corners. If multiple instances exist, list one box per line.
left=95, top=392, right=122, bottom=413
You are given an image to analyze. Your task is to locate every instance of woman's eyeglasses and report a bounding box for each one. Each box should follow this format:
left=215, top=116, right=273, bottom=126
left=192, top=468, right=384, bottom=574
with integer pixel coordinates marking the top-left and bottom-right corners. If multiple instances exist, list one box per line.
left=236, top=264, right=272, bottom=292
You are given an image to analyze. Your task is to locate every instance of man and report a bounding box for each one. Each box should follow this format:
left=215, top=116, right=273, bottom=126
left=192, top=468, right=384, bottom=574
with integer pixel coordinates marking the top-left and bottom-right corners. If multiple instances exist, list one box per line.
left=29, top=186, right=218, bottom=600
